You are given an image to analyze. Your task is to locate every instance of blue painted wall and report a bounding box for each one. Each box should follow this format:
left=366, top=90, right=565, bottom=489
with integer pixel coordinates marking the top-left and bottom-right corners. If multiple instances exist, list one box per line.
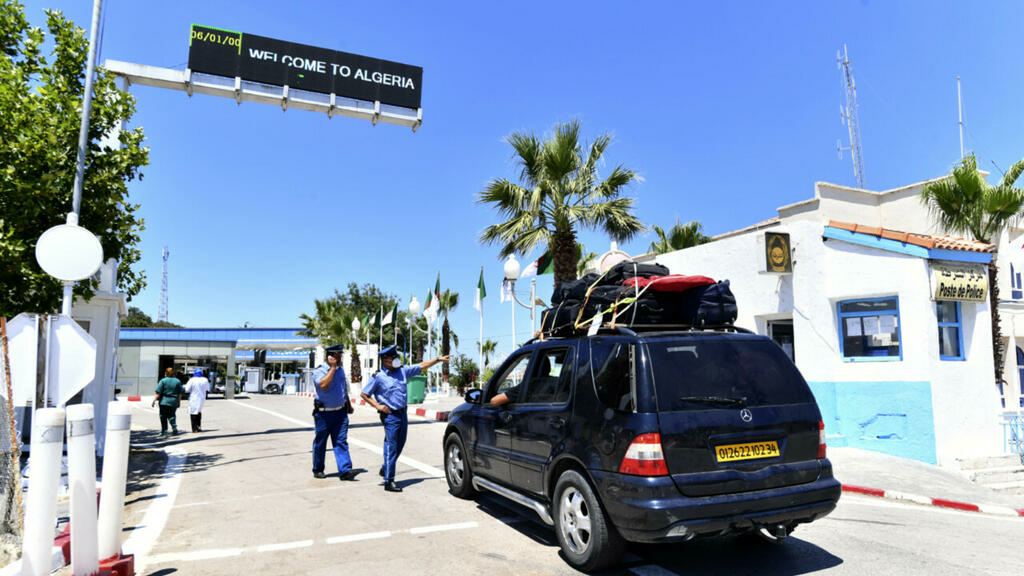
left=806, top=381, right=937, bottom=464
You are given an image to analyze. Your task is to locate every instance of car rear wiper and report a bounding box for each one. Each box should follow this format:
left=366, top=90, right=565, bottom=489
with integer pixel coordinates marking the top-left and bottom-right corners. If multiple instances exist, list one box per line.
left=678, top=395, right=747, bottom=407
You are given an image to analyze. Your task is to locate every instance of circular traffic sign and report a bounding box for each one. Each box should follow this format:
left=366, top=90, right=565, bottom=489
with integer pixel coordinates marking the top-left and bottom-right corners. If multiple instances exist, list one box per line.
left=35, top=223, right=104, bottom=281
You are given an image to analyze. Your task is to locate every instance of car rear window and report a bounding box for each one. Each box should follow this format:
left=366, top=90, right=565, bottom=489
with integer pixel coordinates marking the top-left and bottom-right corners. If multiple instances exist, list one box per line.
left=647, top=338, right=815, bottom=411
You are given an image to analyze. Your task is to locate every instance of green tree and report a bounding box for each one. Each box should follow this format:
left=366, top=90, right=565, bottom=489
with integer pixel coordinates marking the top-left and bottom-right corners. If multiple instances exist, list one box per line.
left=0, top=4, right=148, bottom=317
left=479, top=120, right=645, bottom=285
left=576, top=243, right=598, bottom=276
left=449, top=353, right=479, bottom=393
left=920, top=154, right=1024, bottom=382
left=479, top=338, right=498, bottom=369
left=438, top=289, right=459, bottom=382
left=649, top=219, right=711, bottom=254
left=121, top=306, right=153, bottom=327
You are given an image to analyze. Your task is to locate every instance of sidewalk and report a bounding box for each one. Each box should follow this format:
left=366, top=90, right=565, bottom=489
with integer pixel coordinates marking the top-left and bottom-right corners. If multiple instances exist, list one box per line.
left=829, top=447, right=1024, bottom=514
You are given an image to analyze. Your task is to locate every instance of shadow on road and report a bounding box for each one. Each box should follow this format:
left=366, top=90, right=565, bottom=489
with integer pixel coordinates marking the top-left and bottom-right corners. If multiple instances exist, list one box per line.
left=468, top=491, right=843, bottom=575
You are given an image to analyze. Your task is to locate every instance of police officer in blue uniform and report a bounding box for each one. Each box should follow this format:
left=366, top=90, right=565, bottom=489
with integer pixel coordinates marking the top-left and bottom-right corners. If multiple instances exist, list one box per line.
left=361, top=345, right=450, bottom=492
left=311, top=344, right=357, bottom=481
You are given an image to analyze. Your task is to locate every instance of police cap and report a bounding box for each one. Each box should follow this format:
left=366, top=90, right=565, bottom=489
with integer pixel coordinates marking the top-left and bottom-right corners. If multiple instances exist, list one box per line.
left=378, top=345, right=399, bottom=357
left=325, top=344, right=344, bottom=355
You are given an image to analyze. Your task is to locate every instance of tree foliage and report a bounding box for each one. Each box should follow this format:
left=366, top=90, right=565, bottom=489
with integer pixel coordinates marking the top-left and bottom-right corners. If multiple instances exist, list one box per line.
left=0, top=3, right=148, bottom=317
left=449, top=353, right=479, bottom=393
left=920, top=153, right=1024, bottom=383
left=649, top=219, right=711, bottom=254
left=479, top=338, right=498, bottom=369
left=121, top=306, right=181, bottom=328
left=298, top=283, right=407, bottom=350
left=478, top=120, right=645, bottom=285
left=438, top=288, right=459, bottom=381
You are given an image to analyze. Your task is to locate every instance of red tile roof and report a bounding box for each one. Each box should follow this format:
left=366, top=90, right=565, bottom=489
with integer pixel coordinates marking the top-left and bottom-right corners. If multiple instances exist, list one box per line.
left=827, top=220, right=995, bottom=253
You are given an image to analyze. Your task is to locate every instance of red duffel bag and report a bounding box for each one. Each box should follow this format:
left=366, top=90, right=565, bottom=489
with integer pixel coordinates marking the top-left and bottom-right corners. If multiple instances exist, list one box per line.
left=621, top=274, right=715, bottom=292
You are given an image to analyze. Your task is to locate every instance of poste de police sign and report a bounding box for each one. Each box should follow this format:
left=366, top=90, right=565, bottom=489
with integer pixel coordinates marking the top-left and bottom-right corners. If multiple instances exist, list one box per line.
left=188, top=24, right=423, bottom=110
left=929, top=261, right=987, bottom=302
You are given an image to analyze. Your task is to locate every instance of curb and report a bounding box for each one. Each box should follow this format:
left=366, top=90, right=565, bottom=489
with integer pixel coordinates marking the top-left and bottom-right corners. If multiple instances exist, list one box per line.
left=842, top=483, right=1024, bottom=517
left=295, top=392, right=451, bottom=422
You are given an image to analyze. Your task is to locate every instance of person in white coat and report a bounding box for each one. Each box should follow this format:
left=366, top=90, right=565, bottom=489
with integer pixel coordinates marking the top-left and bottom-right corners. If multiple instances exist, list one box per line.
left=184, top=368, right=210, bottom=433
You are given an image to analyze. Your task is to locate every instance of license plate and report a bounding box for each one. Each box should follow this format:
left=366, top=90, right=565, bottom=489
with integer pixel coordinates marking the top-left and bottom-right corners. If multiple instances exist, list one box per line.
left=715, top=440, right=780, bottom=462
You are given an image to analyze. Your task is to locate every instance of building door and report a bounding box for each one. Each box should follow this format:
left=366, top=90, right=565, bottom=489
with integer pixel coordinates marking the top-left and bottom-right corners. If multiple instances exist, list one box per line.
left=1016, top=347, right=1024, bottom=409
left=769, top=320, right=795, bottom=363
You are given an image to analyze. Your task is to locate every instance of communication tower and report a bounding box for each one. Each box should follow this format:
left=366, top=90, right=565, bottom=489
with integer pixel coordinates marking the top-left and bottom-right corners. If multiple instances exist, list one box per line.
left=158, top=246, right=169, bottom=322
left=836, top=44, right=865, bottom=189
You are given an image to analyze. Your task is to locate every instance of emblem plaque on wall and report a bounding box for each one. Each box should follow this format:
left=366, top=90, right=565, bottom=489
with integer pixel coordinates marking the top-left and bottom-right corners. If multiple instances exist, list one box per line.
left=765, top=232, right=792, bottom=273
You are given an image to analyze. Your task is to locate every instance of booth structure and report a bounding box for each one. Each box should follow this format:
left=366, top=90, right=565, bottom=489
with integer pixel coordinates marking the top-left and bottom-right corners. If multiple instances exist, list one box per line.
left=117, top=327, right=315, bottom=396
left=649, top=176, right=1010, bottom=466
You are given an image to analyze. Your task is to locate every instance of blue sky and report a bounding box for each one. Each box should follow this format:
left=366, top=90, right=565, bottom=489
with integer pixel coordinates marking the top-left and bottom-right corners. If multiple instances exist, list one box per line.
left=22, top=0, right=1024, bottom=362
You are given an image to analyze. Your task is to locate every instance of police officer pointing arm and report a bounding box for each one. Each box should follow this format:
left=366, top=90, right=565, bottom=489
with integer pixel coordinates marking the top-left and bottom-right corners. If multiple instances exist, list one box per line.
left=361, top=345, right=450, bottom=492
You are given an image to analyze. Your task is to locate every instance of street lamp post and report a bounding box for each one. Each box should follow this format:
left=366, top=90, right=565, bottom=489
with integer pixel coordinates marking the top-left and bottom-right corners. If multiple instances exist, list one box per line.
left=350, top=317, right=360, bottom=392
left=503, top=255, right=538, bottom=348
left=408, top=297, right=421, bottom=363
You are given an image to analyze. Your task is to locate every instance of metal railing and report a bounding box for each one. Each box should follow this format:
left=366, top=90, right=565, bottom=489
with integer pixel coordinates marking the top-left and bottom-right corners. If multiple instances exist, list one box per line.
left=1002, top=413, right=1024, bottom=464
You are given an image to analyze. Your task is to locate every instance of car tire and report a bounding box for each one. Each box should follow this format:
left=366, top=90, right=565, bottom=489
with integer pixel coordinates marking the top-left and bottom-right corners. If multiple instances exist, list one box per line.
left=553, top=469, right=625, bottom=571
left=444, top=433, right=477, bottom=499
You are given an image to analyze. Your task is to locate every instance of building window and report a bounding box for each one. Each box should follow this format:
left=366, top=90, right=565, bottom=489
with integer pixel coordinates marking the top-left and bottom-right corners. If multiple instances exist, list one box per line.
left=936, top=301, right=964, bottom=361
left=837, top=297, right=901, bottom=361
left=1012, top=263, right=1023, bottom=300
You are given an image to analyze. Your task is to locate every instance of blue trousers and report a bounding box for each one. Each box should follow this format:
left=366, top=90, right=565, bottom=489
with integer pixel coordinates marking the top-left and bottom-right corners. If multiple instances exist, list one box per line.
left=312, top=410, right=352, bottom=475
left=380, top=409, right=408, bottom=483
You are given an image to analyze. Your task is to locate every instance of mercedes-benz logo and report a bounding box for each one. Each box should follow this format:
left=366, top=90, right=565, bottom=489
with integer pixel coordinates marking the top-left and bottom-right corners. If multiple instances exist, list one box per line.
left=740, top=408, right=753, bottom=423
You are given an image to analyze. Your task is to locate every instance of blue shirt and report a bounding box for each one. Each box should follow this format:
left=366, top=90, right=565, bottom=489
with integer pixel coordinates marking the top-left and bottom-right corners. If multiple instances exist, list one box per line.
left=362, top=365, right=422, bottom=411
left=311, top=363, right=349, bottom=408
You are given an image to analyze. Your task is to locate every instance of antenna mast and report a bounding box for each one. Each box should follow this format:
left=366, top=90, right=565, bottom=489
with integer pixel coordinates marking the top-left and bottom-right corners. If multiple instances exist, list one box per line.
left=158, top=246, right=169, bottom=323
left=836, top=44, right=865, bottom=189
left=957, top=76, right=965, bottom=158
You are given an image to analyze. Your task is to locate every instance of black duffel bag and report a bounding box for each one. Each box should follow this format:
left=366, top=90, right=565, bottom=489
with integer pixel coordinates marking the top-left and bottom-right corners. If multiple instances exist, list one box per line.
left=674, top=280, right=738, bottom=327
left=552, top=273, right=600, bottom=305
left=540, top=300, right=581, bottom=337
left=602, top=261, right=670, bottom=286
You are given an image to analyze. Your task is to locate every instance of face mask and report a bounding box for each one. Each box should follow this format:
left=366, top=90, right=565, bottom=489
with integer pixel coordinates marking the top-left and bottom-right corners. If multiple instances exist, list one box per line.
left=390, top=357, right=403, bottom=368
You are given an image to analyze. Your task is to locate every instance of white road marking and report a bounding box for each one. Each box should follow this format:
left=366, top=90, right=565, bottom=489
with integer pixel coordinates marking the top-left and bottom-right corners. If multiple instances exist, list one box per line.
left=145, top=547, right=244, bottom=565
left=326, top=531, right=393, bottom=544
left=257, top=540, right=314, bottom=553
left=409, top=521, right=478, bottom=534
left=121, top=442, right=187, bottom=572
left=147, top=521, right=486, bottom=564
left=840, top=494, right=1024, bottom=523
left=230, top=399, right=445, bottom=478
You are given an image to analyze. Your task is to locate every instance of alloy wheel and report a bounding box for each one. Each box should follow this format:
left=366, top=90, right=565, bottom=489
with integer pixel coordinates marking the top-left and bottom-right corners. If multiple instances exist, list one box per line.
left=559, top=487, right=592, bottom=554
left=446, top=443, right=464, bottom=486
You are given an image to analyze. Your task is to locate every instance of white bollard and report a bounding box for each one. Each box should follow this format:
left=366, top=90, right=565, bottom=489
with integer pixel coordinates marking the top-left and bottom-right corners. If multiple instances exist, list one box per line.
left=21, top=407, right=65, bottom=576
left=66, top=404, right=98, bottom=576
left=97, top=401, right=130, bottom=560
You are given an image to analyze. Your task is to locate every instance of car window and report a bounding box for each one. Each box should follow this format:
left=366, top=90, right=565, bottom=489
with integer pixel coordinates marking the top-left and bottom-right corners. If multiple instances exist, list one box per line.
left=647, top=339, right=815, bottom=411
left=488, top=353, right=532, bottom=404
left=590, top=339, right=634, bottom=412
left=521, top=348, right=573, bottom=404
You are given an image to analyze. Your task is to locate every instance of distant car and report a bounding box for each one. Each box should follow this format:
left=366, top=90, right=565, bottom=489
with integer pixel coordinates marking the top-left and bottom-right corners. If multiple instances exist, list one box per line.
left=442, top=326, right=841, bottom=571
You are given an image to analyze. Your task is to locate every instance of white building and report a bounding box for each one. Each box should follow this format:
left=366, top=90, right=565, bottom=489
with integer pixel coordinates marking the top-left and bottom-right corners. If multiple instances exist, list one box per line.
left=651, top=178, right=1011, bottom=467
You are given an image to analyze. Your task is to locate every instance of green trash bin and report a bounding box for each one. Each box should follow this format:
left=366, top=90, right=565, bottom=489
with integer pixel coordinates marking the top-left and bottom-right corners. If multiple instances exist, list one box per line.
left=407, top=375, right=427, bottom=405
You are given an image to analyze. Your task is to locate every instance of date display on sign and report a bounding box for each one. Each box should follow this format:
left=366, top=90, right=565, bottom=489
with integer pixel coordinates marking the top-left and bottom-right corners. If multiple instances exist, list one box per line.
left=715, top=440, right=780, bottom=463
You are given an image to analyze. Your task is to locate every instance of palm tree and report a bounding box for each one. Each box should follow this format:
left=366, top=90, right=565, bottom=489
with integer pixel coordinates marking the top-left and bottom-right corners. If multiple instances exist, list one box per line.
left=576, top=243, right=598, bottom=276
left=920, top=154, right=1024, bottom=382
left=649, top=219, right=711, bottom=254
left=479, top=120, right=645, bottom=286
left=480, top=339, right=498, bottom=369
left=438, top=289, right=460, bottom=382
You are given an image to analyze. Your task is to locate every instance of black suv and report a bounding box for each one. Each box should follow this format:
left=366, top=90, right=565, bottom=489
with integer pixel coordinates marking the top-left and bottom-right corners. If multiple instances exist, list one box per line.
left=442, top=327, right=841, bottom=571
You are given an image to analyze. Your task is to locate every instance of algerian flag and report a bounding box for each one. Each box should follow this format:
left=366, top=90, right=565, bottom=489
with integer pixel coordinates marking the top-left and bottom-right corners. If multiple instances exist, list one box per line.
left=382, top=303, right=394, bottom=326
left=521, top=252, right=554, bottom=278
left=474, top=267, right=486, bottom=314
left=500, top=279, right=512, bottom=303
left=429, top=272, right=441, bottom=315
left=367, top=312, right=376, bottom=327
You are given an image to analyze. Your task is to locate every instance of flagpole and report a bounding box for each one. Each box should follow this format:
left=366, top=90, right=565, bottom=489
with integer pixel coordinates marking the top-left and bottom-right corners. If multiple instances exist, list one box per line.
left=378, top=305, right=383, bottom=351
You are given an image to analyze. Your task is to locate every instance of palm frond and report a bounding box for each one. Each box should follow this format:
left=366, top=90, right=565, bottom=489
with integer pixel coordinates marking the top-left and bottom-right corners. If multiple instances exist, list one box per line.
left=1000, top=159, right=1024, bottom=189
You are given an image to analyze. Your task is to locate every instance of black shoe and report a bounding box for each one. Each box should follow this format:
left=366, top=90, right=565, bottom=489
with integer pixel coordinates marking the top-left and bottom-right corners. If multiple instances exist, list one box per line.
left=339, top=470, right=359, bottom=481
left=384, top=481, right=402, bottom=493
left=379, top=467, right=385, bottom=477
left=313, top=472, right=326, bottom=479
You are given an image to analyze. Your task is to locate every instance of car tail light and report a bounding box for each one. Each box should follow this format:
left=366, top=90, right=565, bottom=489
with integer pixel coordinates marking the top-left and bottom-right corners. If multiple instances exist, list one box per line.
left=619, top=432, right=669, bottom=476
left=817, top=420, right=827, bottom=459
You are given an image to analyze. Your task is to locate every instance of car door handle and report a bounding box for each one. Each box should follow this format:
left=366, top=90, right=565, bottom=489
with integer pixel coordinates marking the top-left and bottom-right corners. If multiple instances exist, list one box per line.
left=550, top=417, right=566, bottom=429
left=499, top=411, right=513, bottom=423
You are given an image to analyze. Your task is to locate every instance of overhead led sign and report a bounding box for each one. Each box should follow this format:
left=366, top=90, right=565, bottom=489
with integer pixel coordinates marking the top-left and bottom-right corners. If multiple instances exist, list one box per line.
left=187, top=24, right=423, bottom=109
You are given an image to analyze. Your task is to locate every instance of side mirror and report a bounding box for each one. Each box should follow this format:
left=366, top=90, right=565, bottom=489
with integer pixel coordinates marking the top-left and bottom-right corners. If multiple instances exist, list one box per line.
left=464, top=388, right=482, bottom=404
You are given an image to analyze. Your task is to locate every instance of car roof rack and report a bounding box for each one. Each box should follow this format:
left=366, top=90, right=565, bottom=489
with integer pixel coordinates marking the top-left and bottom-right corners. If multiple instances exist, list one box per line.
left=525, top=323, right=754, bottom=344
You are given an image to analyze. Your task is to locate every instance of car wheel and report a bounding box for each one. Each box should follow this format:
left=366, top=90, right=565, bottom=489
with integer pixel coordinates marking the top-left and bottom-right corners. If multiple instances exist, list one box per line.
left=444, top=433, right=477, bottom=499
left=553, top=469, right=625, bottom=571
